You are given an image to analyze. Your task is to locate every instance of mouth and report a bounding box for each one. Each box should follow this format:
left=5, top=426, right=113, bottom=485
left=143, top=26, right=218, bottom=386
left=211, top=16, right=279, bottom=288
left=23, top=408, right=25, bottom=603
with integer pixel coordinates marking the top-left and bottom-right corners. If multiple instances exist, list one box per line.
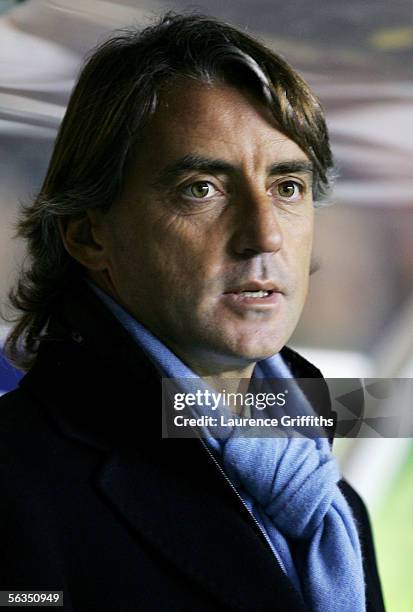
left=231, top=289, right=273, bottom=298
left=222, top=282, right=283, bottom=310
left=224, top=281, right=282, bottom=296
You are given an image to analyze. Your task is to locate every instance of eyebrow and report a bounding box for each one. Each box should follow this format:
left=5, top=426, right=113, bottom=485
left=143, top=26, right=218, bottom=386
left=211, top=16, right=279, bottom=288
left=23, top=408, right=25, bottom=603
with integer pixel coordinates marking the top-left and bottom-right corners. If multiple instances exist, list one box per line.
left=267, top=160, right=313, bottom=177
left=152, top=154, right=313, bottom=188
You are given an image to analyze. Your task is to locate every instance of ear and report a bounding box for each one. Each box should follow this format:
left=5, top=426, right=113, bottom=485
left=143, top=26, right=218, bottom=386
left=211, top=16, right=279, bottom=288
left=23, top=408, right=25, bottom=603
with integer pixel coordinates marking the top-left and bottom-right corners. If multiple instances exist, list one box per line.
left=58, top=209, right=109, bottom=271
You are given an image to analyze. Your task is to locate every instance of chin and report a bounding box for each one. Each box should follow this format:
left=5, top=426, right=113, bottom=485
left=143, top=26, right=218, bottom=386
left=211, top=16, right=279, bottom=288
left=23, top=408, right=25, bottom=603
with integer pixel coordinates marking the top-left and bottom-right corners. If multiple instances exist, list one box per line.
left=226, top=312, right=298, bottom=357
left=239, top=346, right=283, bottom=362
left=190, top=316, right=294, bottom=365
left=221, top=335, right=286, bottom=363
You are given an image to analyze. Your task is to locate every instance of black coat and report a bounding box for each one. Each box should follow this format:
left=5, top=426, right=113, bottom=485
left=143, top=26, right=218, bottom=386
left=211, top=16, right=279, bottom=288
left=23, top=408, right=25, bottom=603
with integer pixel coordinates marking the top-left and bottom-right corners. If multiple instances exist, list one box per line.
left=0, top=283, right=385, bottom=611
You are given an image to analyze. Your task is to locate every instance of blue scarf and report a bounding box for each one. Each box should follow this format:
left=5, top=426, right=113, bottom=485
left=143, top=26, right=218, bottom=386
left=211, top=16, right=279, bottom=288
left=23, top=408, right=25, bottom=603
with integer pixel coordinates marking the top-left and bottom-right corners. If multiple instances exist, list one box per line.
left=90, top=283, right=366, bottom=611
left=221, top=433, right=365, bottom=611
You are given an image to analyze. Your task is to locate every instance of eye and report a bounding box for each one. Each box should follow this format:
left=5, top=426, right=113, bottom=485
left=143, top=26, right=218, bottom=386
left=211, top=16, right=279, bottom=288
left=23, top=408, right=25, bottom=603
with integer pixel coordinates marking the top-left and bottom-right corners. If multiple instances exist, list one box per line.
left=276, top=180, right=303, bottom=200
left=182, top=181, right=218, bottom=200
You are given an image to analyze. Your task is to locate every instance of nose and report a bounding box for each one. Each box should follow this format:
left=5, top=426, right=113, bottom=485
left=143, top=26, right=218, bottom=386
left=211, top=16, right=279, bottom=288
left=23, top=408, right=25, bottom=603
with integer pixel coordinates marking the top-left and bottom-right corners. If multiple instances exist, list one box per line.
left=229, top=189, right=283, bottom=257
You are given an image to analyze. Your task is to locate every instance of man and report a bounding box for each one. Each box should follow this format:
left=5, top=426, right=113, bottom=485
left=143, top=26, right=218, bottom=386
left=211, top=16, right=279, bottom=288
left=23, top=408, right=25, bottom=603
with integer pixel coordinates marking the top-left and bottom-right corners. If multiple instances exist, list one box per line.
left=0, top=13, right=384, bottom=612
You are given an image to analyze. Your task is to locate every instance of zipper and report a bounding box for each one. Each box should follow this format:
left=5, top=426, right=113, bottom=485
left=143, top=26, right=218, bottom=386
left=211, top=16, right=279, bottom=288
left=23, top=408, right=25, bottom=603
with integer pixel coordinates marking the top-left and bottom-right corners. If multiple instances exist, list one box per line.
left=197, top=435, right=288, bottom=575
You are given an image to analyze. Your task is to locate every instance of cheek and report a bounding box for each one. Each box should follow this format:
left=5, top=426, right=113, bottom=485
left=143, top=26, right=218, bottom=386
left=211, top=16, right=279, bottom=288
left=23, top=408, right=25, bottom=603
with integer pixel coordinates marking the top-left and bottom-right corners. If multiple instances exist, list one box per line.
left=285, top=219, right=313, bottom=302
left=155, top=217, right=225, bottom=277
left=293, top=213, right=314, bottom=261
left=285, top=216, right=313, bottom=260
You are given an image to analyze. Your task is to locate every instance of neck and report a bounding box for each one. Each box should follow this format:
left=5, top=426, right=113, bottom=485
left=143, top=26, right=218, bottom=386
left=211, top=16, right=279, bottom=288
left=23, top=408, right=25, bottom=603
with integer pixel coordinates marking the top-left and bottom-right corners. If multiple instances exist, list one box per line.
left=193, top=365, right=256, bottom=417
left=167, top=343, right=256, bottom=380
left=166, top=344, right=257, bottom=415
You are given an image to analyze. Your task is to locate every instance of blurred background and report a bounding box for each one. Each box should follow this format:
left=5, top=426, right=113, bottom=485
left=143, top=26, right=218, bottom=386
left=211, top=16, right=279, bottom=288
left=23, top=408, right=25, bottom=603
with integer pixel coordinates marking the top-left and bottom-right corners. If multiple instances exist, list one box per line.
left=0, top=0, right=412, bottom=608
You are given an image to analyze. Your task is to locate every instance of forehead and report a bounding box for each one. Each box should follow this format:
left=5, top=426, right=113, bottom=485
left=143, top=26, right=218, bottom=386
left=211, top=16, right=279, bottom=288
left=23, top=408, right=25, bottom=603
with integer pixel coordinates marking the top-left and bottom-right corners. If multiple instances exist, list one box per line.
left=136, top=80, right=308, bottom=167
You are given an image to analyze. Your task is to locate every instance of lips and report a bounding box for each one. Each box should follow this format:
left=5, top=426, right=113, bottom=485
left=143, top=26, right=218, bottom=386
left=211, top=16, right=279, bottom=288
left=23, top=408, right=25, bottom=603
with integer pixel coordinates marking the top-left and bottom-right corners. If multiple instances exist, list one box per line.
left=221, top=281, right=283, bottom=311
left=223, top=281, right=282, bottom=295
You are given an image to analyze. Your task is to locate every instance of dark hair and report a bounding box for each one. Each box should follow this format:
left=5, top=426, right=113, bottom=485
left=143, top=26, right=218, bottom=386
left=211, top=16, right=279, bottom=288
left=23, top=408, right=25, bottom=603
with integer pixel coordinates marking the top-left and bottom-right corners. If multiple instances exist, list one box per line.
left=4, top=11, right=334, bottom=370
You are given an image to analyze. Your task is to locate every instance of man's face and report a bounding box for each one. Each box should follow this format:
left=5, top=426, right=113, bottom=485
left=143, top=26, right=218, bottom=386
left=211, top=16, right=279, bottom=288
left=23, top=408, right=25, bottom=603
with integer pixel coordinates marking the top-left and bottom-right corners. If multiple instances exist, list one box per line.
left=96, top=80, right=314, bottom=370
